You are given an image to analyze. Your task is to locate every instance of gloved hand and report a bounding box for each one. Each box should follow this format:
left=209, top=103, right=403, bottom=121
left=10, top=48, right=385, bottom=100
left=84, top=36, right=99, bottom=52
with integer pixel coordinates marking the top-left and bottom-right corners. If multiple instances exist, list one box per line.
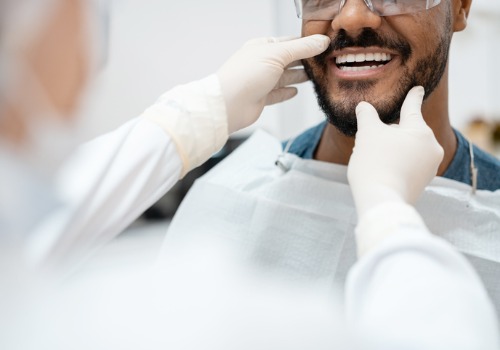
left=347, top=86, right=444, bottom=220
left=143, top=35, right=329, bottom=178
left=217, top=35, right=330, bottom=134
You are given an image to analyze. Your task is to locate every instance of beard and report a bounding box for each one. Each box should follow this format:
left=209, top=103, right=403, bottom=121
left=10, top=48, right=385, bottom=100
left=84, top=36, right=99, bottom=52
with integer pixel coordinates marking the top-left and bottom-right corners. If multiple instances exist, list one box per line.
left=303, top=26, right=452, bottom=137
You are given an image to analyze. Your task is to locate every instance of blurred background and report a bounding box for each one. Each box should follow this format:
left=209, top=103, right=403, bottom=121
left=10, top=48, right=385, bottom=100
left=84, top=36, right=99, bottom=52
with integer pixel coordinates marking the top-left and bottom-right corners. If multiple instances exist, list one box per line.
left=76, top=0, right=500, bottom=271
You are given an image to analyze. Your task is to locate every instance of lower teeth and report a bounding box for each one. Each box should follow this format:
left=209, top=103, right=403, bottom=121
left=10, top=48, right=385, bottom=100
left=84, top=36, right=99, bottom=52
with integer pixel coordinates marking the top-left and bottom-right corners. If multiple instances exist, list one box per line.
left=340, top=64, right=385, bottom=72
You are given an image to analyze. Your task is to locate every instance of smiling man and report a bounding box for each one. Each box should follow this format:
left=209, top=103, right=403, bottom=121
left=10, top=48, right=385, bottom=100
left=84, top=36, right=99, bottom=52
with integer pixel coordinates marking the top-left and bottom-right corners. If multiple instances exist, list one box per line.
left=289, top=0, right=500, bottom=190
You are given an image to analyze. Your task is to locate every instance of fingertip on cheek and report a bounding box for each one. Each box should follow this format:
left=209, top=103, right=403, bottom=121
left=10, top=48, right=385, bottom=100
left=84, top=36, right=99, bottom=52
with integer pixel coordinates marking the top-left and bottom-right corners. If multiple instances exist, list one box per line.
left=356, top=101, right=369, bottom=114
left=410, top=85, right=425, bottom=97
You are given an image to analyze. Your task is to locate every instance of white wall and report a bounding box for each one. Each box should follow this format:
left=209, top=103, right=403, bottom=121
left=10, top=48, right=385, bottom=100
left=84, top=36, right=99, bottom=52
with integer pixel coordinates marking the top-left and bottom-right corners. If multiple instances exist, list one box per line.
left=84, top=0, right=500, bottom=141
left=449, top=0, right=500, bottom=129
left=83, top=0, right=279, bottom=139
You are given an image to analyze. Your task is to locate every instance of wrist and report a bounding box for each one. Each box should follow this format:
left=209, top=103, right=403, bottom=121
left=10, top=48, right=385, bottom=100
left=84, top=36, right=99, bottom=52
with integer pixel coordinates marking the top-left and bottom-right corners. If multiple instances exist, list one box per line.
left=141, top=75, right=229, bottom=177
left=355, top=201, right=428, bottom=257
left=354, top=185, right=405, bottom=220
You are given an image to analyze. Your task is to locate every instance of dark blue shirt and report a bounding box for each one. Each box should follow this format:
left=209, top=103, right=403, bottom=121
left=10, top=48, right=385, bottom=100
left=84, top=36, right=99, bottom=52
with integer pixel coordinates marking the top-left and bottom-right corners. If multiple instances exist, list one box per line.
left=284, top=121, right=500, bottom=191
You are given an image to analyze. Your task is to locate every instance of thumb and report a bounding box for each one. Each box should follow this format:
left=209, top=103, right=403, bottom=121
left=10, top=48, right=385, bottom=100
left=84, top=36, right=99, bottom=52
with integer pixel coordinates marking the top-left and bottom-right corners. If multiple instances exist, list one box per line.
left=276, top=35, right=330, bottom=66
left=356, top=101, right=383, bottom=132
left=399, top=86, right=426, bottom=129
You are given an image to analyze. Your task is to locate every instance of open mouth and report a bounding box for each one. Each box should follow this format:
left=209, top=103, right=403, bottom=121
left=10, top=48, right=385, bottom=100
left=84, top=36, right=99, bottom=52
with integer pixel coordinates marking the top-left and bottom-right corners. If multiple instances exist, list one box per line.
left=335, top=52, right=393, bottom=72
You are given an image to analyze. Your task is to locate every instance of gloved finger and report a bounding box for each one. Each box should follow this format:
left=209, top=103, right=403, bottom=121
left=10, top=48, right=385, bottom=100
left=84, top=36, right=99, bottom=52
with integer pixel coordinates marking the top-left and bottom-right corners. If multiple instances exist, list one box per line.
left=275, top=69, right=308, bottom=88
left=399, top=86, right=426, bottom=129
left=355, top=101, right=383, bottom=132
left=266, top=87, right=298, bottom=106
left=275, top=35, right=330, bottom=67
left=285, top=60, right=303, bottom=69
left=272, top=36, right=300, bottom=43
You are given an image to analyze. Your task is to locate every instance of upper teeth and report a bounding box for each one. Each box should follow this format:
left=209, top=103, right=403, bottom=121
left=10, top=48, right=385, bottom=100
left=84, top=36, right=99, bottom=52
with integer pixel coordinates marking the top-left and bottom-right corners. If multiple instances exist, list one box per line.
left=336, top=53, right=392, bottom=64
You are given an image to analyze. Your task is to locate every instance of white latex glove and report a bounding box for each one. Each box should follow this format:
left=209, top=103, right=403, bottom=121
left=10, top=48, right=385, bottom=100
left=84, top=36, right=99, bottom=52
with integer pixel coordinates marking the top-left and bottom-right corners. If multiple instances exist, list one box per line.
left=144, top=35, right=330, bottom=177
left=347, top=86, right=444, bottom=220
left=217, top=35, right=330, bottom=134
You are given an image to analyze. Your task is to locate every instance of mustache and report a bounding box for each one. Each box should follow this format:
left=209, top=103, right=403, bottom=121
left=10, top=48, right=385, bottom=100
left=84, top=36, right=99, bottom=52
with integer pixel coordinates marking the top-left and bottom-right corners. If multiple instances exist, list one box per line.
left=314, top=28, right=412, bottom=65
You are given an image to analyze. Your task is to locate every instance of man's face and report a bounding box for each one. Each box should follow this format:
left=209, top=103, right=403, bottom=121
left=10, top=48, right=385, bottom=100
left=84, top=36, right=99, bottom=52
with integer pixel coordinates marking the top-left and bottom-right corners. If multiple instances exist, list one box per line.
left=301, top=0, right=453, bottom=137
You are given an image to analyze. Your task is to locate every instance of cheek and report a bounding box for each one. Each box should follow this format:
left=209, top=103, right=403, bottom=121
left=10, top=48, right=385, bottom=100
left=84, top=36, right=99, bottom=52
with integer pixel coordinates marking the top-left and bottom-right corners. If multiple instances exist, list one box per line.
left=390, top=12, right=450, bottom=62
left=302, top=20, right=332, bottom=36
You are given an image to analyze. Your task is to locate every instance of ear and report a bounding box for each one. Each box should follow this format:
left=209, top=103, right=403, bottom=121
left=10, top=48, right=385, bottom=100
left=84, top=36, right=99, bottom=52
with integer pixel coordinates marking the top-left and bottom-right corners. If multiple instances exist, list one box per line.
left=453, top=0, right=472, bottom=32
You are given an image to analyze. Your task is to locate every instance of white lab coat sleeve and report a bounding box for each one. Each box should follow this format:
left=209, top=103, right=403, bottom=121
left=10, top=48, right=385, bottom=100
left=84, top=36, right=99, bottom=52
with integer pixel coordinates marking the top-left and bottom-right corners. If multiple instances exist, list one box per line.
left=27, top=118, right=182, bottom=266
left=346, top=202, right=500, bottom=350
left=27, top=75, right=229, bottom=267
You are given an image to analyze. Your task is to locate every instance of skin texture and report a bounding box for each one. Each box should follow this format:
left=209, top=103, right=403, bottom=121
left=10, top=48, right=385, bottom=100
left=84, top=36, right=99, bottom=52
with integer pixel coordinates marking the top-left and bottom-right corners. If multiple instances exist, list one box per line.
left=301, top=0, right=472, bottom=175
left=0, top=0, right=89, bottom=147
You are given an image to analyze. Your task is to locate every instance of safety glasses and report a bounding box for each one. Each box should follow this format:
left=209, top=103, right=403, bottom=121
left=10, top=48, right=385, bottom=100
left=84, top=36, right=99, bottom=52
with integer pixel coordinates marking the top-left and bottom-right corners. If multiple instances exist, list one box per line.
left=294, top=0, right=442, bottom=20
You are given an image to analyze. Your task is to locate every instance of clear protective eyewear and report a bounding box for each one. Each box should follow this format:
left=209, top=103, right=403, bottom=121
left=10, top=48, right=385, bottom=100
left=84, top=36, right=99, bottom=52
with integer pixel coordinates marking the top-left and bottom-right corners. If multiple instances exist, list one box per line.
left=294, top=0, right=442, bottom=20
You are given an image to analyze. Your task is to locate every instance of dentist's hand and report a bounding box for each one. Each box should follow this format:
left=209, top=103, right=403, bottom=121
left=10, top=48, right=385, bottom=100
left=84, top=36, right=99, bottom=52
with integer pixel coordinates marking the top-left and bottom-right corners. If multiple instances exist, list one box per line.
left=347, top=87, right=444, bottom=219
left=142, top=35, right=329, bottom=178
left=217, top=35, right=330, bottom=134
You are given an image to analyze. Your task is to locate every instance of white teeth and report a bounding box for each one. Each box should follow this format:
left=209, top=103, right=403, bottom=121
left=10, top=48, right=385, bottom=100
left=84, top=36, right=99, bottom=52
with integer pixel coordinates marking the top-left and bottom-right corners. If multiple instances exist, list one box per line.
left=340, top=65, right=378, bottom=72
left=335, top=52, right=393, bottom=65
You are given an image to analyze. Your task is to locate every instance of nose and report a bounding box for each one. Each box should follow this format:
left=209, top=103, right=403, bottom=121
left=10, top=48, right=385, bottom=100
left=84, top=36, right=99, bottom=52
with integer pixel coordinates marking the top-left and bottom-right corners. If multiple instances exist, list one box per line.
left=331, top=0, right=382, bottom=37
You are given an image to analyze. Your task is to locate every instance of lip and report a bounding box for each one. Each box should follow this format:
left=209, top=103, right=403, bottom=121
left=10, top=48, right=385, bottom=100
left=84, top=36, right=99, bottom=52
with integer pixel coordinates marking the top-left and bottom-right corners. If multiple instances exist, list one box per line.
left=329, top=47, right=400, bottom=80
